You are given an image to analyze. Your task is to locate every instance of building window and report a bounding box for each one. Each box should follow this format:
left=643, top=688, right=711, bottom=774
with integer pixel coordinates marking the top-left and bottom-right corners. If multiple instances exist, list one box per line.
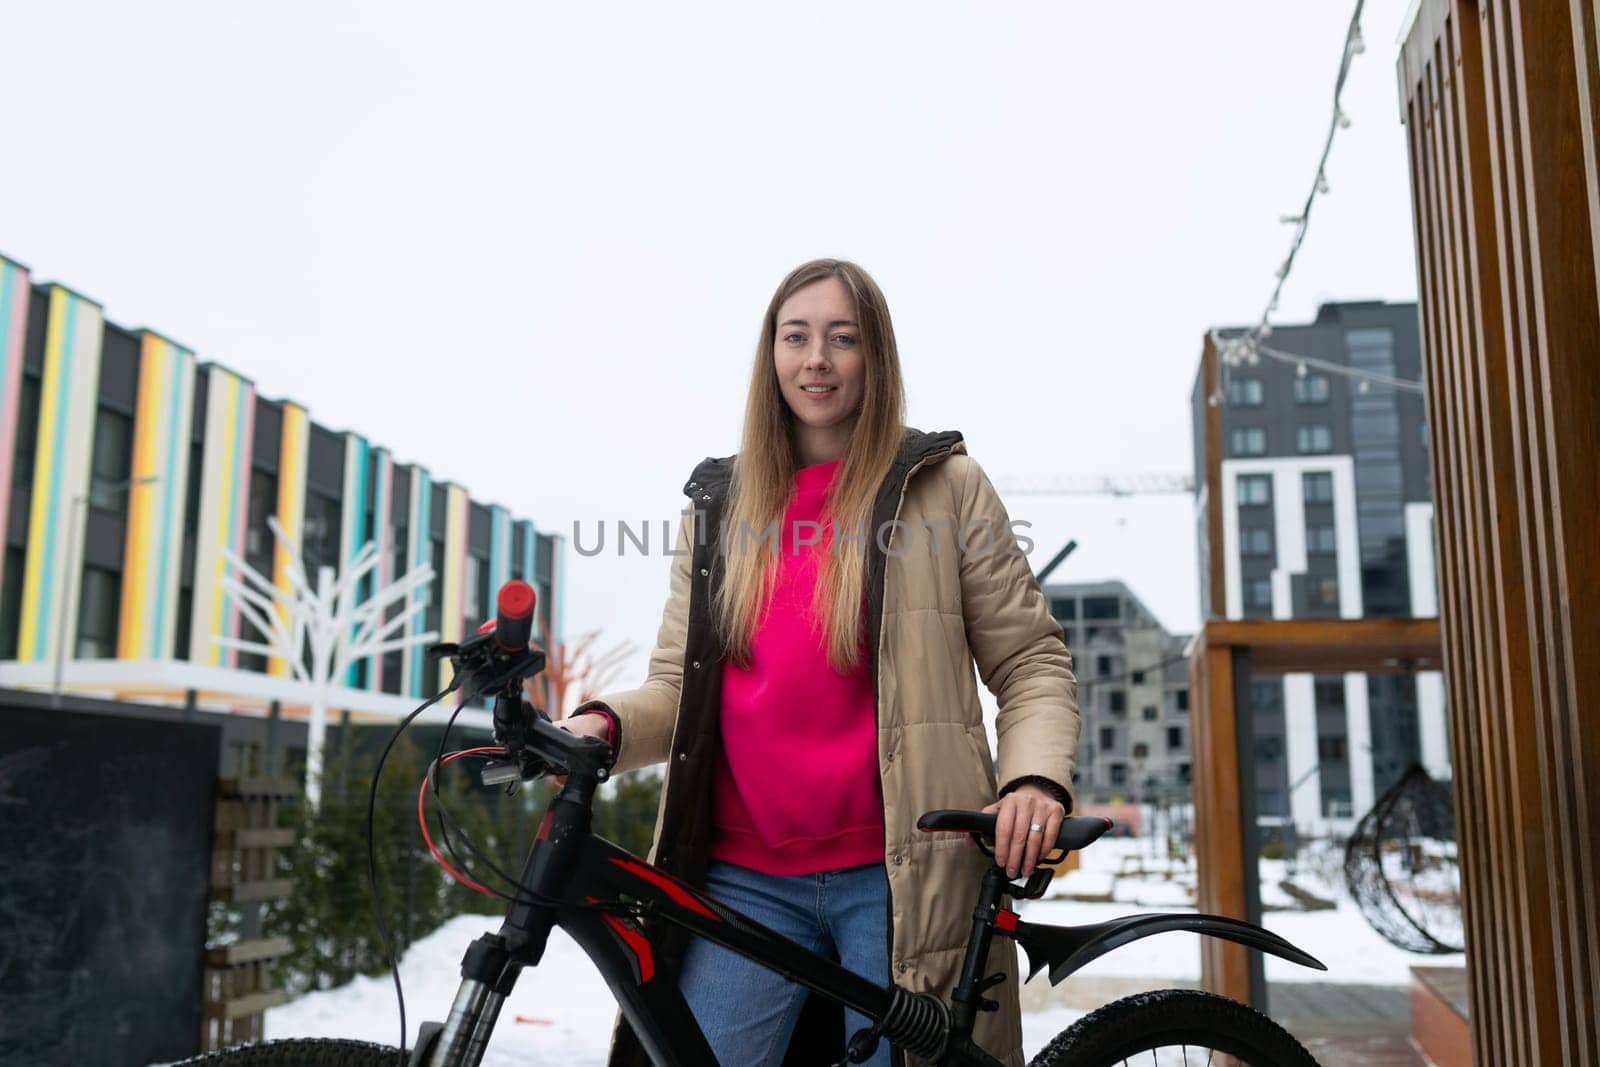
left=1303, top=471, right=1335, bottom=504
left=1228, top=377, right=1264, bottom=407
left=1254, top=735, right=1283, bottom=762
left=1179, top=762, right=1192, bottom=783
left=1083, top=596, right=1119, bottom=621
left=1142, top=705, right=1159, bottom=721
left=1314, top=678, right=1346, bottom=707
left=1306, top=575, right=1339, bottom=608
left=1237, top=474, right=1272, bottom=506
left=1296, top=424, right=1334, bottom=454
left=1095, top=654, right=1114, bottom=677
left=465, top=554, right=483, bottom=621
left=89, top=408, right=134, bottom=511
left=1240, top=527, right=1274, bottom=557
left=301, top=492, right=342, bottom=577
left=76, top=566, right=121, bottom=659
left=1229, top=427, right=1267, bottom=457
left=246, top=474, right=279, bottom=569
left=1109, top=762, right=1127, bottom=786
left=1099, top=727, right=1116, bottom=751
left=1132, top=742, right=1150, bottom=759
left=1050, top=598, right=1075, bottom=622
left=1167, top=726, right=1184, bottom=751
left=0, top=546, right=25, bottom=658
left=1318, top=735, right=1348, bottom=763
left=1294, top=374, right=1331, bottom=404
left=1307, top=524, right=1337, bottom=555
left=1245, top=576, right=1273, bottom=609
left=12, top=374, right=41, bottom=490
left=1107, top=690, right=1127, bottom=714
left=1175, top=689, right=1189, bottom=712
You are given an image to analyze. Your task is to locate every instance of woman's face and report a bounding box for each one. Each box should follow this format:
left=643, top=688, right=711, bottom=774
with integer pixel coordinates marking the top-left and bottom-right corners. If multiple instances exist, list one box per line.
left=772, top=276, right=866, bottom=445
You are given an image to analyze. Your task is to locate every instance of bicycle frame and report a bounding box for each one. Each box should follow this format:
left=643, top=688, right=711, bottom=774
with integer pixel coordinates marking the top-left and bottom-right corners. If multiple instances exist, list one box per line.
left=407, top=628, right=1326, bottom=1067
left=412, top=755, right=1008, bottom=1067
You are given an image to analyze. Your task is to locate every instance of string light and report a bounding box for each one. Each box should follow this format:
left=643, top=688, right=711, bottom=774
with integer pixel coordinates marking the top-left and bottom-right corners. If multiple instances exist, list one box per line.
left=1208, top=0, right=1426, bottom=398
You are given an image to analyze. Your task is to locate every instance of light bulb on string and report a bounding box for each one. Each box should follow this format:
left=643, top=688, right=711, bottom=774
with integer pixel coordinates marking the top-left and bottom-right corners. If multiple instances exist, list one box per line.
left=1349, top=23, right=1365, bottom=54
left=1337, top=108, right=1352, bottom=129
left=1297, top=361, right=1309, bottom=379
left=1317, top=173, right=1331, bottom=195
left=1357, top=378, right=1371, bottom=395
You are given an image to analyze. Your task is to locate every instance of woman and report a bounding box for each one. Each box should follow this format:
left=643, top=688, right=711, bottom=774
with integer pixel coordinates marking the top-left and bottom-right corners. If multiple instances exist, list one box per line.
left=559, top=259, right=1080, bottom=1067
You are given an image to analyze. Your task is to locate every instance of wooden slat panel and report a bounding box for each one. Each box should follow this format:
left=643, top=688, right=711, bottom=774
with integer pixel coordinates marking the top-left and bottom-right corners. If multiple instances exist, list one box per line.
left=219, top=827, right=296, bottom=849
left=211, top=878, right=294, bottom=904
left=218, top=777, right=301, bottom=799
left=205, top=989, right=290, bottom=1020
left=206, top=936, right=292, bottom=966
left=1399, top=1, right=1600, bottom=1062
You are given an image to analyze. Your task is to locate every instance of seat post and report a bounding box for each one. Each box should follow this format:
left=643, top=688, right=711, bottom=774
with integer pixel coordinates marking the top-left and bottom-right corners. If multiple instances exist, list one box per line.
left=948, top=864, right=1011, bottom=1037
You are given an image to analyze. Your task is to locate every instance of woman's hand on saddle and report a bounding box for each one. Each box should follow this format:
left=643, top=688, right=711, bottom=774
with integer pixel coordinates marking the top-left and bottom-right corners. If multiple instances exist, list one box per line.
left=982, top=784, right=1066, bottom=881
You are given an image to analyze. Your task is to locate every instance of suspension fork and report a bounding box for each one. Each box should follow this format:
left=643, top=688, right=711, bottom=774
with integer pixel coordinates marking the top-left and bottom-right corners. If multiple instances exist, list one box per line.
left=426, top=773, right=600, bottom=1065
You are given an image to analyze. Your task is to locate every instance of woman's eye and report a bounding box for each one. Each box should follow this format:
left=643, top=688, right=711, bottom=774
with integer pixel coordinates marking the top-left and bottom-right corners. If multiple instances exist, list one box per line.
left=783, top=332, right=805, bottom=344
left=832, top=335, right=857, bottom=347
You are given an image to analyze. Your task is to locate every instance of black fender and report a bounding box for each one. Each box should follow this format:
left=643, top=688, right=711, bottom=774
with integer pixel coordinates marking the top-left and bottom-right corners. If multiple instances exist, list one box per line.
left=1010, top=912, right=1327, bottom=985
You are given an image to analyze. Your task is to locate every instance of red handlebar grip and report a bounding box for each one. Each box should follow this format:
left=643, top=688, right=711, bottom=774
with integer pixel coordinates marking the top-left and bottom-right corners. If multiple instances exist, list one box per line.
left=494, top=580, right=537, bottom=651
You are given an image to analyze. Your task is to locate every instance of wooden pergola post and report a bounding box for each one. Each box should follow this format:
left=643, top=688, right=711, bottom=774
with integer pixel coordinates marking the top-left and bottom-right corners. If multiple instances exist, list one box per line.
left=1189, top=619, right=1442, bottom=1009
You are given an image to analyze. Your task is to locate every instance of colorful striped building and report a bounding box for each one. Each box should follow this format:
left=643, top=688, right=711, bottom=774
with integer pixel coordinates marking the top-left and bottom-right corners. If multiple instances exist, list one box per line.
left=0, top=250, right=564, bottom=714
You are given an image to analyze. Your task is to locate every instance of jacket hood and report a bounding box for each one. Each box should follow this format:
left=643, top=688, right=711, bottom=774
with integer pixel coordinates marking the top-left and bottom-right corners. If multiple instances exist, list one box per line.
left=682, top=426, right=966, bottom=501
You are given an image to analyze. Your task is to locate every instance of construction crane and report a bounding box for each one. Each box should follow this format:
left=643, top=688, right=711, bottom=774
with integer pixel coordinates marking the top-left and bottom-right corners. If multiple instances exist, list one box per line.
left=996, top=473, right=1195, bottom=498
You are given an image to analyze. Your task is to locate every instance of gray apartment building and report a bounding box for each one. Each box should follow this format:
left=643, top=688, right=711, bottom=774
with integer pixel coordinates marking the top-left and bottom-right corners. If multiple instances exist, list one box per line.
left=1189, top=300, right=1448, bottom=833
left=1043, top=579, right=1191, bottom=806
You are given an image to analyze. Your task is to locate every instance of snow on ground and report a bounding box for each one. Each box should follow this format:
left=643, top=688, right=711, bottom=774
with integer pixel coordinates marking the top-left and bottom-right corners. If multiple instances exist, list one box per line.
left=267, top=914, right=615, bottom=1066
left=263, top=913, right=1083, bottom=1064
left=257, top=835, right=1461, bottom=1063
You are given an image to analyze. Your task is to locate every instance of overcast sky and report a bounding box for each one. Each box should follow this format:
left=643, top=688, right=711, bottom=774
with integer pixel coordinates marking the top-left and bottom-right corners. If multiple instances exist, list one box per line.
left=1, top=1, right=1420, bottom=703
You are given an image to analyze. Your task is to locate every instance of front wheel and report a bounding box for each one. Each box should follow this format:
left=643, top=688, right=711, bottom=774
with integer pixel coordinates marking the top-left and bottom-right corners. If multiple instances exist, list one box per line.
left=172, top=1039, right=406, bottom=1066
left=1028, top=989, right=1318, bottom=1066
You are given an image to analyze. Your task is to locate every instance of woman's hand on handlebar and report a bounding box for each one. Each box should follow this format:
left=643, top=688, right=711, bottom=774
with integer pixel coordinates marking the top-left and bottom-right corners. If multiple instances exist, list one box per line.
left=548, top=713, right=612, bottom=786
left=556, top=713, right=613, bottom=743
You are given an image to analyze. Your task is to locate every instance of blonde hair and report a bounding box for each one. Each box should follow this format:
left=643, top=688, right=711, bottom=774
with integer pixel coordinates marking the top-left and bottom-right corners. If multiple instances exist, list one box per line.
left=714, top=259, right=907, bottom=673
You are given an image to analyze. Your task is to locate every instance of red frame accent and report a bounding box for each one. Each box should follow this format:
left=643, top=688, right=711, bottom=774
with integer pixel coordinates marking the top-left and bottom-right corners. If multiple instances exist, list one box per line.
left=587, top=895, right=655, bottom=983
left=995, top=909, right=1019, bottom=933
left=609, top=857, right=721, bottom=921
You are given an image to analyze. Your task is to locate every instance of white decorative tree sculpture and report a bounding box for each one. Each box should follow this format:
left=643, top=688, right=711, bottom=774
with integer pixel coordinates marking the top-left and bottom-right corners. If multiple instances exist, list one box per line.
left=213, top=516, right=438, bottom=808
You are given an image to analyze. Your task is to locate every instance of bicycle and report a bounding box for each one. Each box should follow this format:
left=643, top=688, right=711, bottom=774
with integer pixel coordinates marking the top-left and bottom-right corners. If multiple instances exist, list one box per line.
left=181, top=580, right=1326, bottom=1066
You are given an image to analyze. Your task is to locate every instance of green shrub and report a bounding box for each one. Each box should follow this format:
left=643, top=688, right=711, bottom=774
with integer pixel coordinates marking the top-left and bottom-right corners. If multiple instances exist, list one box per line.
left=268, top=730, right=664, bottom=993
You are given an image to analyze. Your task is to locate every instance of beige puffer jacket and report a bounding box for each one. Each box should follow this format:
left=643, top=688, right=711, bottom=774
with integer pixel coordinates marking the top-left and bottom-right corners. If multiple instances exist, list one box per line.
left=590, top=427, right=1081, bottom=1067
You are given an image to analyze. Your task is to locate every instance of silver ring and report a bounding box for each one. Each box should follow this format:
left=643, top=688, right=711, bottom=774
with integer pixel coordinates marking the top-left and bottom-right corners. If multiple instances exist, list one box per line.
left=1029, top=823, right=1043, bottom=833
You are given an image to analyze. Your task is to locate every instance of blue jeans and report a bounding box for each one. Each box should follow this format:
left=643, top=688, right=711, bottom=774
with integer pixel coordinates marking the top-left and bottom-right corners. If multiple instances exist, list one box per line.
left=679, top=859, right=892, bottom=1067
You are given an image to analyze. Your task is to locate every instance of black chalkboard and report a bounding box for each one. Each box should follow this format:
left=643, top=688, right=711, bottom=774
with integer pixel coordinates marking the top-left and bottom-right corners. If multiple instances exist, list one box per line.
left=0, top=700, right=219, bottom=1065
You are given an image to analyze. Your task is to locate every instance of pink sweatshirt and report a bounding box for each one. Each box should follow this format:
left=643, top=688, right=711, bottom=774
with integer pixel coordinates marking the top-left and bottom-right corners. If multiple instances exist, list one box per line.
left=708, top=458, right=886, bottom=875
